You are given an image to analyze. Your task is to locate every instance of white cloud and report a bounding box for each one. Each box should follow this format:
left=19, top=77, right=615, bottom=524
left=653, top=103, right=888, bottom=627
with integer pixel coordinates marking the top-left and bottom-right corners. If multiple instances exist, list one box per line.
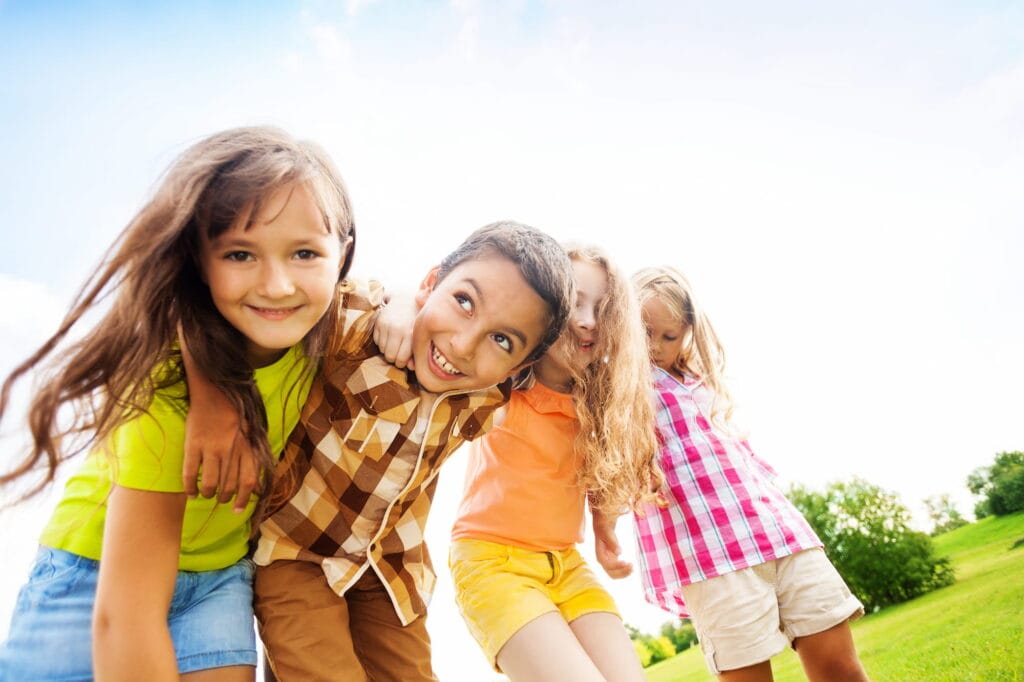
left=346, top=0, right=377, bottom=18
left=456, top=14, right=480, bottom=60
left=308, top=22, right=353, bottom=69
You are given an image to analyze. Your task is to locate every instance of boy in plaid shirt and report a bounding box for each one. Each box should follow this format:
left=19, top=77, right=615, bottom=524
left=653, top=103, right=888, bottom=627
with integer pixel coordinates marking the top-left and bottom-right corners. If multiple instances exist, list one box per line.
left=186, top=221, right=574, bottom=681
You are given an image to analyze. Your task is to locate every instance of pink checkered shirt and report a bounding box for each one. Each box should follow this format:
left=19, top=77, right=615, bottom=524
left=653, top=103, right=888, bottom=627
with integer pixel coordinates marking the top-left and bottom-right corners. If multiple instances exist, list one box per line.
left=634, top=367, right=822, bottom=617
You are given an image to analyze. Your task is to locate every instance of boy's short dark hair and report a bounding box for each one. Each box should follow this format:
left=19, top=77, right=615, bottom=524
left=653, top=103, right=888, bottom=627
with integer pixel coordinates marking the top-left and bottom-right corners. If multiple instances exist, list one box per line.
left=436, top=220, right=573, bottom=363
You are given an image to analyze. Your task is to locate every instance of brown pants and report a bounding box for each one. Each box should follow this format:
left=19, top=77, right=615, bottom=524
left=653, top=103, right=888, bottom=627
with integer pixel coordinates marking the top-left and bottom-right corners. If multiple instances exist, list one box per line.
left=255, top=560, right=437, bottom=682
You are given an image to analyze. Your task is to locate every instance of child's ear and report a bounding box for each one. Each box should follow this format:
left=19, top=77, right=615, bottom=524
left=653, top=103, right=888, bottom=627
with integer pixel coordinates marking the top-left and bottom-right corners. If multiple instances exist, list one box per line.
left=414, top=265, right=441, bottom=308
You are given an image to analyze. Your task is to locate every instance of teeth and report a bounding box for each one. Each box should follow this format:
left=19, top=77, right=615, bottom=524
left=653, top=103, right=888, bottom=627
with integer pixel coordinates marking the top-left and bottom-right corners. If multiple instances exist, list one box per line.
left=432, top=345, right=461, bottom=375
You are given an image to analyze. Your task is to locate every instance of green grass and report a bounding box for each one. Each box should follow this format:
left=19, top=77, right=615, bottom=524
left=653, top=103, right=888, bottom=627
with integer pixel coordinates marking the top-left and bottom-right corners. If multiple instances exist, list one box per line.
left=645, top=512, right=1024, bottom=681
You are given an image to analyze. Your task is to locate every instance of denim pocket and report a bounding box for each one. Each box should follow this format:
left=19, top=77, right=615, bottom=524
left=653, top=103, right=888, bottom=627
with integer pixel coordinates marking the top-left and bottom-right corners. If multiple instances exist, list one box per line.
left=24, top=547, right=93, bottom=605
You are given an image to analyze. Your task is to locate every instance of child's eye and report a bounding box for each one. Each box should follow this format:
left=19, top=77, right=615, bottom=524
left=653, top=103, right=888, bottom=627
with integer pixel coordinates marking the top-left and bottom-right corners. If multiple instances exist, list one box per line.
left=294, top=249, right=320, bottom=260
left=664, top=335, right=678, bottom=342
left=224, top=251, right=253, bottom=262
left=455, top=293, right=473, bottom=313
left=492, top=333, right=512, bottom=353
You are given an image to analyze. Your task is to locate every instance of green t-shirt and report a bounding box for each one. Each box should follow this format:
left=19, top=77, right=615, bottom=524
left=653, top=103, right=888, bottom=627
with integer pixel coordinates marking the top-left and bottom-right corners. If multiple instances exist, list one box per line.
left=40, top=345, right=313, bottom=572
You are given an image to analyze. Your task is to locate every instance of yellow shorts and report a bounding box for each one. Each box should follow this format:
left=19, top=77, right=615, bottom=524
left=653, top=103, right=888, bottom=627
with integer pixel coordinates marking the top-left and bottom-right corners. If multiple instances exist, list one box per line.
left=449, top=538, right=620, bottom=669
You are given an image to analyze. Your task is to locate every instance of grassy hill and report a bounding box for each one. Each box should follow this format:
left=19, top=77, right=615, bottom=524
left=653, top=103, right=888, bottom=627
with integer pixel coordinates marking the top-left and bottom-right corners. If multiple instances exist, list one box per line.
left=645, top=511, right=1024, bottom=681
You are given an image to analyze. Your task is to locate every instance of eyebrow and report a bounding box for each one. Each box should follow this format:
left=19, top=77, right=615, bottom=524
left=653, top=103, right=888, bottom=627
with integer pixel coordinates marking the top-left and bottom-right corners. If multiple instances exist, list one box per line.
left=209, top=235, right=325, bottom=249
left=463, top=277, right=530, bottom=349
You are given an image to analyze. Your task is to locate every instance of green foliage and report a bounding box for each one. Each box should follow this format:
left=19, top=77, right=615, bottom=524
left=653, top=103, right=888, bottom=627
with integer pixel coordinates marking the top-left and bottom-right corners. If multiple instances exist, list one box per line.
left=650, top=636, right=677, bottom=662
left=788, top=477, right=955, bottom=612
left=967, top=451, right=1024, bottom=517
left=632, top=638, right=652, bottom=668
left=659, top=618, right=698, bottom=653
left=923, top=493, right=968, bottom=535
left=628, top=623, right=682, bottom=667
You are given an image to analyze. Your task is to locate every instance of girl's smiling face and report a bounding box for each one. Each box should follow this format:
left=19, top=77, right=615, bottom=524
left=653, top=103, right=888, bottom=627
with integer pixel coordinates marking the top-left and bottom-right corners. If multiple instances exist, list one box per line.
left=199, top=182, right=345, bottom=367
left=538, top=258, right=609, bottom=386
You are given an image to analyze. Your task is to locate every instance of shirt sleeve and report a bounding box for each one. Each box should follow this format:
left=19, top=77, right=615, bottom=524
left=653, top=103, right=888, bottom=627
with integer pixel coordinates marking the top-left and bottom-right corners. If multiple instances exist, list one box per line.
left=109, top=387, right=189, bottom=493
left=325, top=278, right=385, bottom=363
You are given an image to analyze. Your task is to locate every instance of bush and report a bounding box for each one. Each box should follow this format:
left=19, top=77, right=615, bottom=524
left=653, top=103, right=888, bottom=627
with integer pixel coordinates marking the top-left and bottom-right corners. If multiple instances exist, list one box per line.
left=632, top=638, right=652, bottom=667
left=649, top=636, right=676, bottom=663
left=627, top=624, right=681, bottom=667
left=789, top=477, right=955, bottom=612
left=659, top=618, right=698, bottom=653
left=968, top=451, right=1024, bottom=517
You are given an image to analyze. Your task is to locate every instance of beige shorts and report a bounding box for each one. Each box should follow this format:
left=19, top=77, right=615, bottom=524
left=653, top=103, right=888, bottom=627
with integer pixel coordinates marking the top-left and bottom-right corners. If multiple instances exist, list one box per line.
left=682, top=548, right=864, bottom=675
left=449, top=539, right=620, bottom=670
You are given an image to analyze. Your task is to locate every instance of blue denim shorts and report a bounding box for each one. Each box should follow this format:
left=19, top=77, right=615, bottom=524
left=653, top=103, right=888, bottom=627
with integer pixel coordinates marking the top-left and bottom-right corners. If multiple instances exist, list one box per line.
left=0, top=546, right=257, bottom=680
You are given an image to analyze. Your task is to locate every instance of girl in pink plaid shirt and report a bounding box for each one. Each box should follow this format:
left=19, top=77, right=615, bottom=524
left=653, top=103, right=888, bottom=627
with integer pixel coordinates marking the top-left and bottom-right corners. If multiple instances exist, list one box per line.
left=628, top=266, right=870, bottom=682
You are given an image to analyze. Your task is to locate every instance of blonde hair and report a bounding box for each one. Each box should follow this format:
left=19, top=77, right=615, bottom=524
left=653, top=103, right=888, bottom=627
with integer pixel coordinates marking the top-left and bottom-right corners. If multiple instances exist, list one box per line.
left=1, top=126, right=355, bottom=526
left=553, top=245, right=662, bottom=513
left=633, top=265, right=735, bottom=429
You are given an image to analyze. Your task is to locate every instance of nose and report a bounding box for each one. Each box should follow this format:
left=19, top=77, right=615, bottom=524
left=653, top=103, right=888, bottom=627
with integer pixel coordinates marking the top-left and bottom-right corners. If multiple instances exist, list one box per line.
left=575, top=305, right=596, bottom=331
left=448, top=325, right=484, bottom=362
left=257, top=260, right=296, bottom=299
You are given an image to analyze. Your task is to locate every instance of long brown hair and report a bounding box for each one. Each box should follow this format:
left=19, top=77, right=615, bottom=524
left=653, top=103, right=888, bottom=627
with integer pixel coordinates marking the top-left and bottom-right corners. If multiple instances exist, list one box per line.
left=0, top=127, right=355, bottom=523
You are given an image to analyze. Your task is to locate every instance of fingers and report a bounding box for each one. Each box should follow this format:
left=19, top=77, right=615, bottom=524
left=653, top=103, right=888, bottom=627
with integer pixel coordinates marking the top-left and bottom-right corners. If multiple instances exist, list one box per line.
left=374, top=323, right=407, bottom=368
left=216, top=442, right=240, bottom=505
left=395, top=332, right=413, bottom=370
left=233, top=437, right=260, bottom=514
left=604, top=561, right=634, bottom=579
left=198, top=452, right=220, bottom=499
left=372, top=324, right=391, bottom=360
left=182, top=445, right=201, bottom=499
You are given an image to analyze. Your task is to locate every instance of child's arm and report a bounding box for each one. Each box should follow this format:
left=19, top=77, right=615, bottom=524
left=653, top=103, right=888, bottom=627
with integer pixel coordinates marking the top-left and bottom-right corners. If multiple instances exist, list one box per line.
left=92, top=486, right=185, bottom=681
left=592, top=506, right=634, bottom=579
left=372, top=290, right=418, bottom=369
left=180, top=334, right=257, bottom=514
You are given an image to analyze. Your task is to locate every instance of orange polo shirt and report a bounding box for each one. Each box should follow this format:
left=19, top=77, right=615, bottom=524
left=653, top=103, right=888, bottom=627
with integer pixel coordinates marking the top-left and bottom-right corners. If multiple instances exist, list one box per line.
left=451, top=381, right=586, bottom=551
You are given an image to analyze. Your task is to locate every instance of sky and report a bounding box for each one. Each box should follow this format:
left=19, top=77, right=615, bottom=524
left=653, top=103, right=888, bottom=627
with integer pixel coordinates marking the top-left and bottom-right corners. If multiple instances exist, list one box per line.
left=0, top=1, right=1022, bottom=680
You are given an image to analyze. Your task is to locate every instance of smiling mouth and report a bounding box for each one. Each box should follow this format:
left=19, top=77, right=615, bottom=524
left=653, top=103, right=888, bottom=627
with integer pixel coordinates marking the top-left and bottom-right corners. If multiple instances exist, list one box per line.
left=248, top=305, right=302, bottom=320
left=431, top=343, right=464, bottom=377
left=579, top=340, right=595, bottom=351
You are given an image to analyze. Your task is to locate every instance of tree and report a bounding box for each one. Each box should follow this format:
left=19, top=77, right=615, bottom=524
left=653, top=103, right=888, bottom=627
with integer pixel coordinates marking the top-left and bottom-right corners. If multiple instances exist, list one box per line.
left=659, top=618, right=698, bottom=653
left=626, top=623, right=679, bottom=667
left=968, top=451, right=1024, bottom=517
left=789, top=477, right=955, bottom=612
left=923, top=493, right=968, bottom=535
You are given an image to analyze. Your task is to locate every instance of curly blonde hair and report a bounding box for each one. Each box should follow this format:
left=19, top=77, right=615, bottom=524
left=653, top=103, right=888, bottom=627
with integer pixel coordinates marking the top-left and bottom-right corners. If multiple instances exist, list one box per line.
left=555, top=245, right=662, bottom=513
left=633, top=265, right=735, bottom=430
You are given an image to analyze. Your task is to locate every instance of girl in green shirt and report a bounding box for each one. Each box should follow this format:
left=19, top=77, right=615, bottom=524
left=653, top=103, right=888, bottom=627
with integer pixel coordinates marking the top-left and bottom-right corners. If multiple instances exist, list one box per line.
left=0, top=126, right=355, bottom=681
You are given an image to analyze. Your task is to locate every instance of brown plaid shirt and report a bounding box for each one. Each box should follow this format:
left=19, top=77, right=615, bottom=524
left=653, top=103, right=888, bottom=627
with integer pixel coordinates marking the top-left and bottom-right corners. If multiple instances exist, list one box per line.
left=253, top=279, right=510, bottom=625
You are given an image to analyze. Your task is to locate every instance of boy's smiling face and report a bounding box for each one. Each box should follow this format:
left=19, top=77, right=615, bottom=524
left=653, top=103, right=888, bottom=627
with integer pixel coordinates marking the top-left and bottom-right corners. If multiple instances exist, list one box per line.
left=410, top=254, right=549, bottom=394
